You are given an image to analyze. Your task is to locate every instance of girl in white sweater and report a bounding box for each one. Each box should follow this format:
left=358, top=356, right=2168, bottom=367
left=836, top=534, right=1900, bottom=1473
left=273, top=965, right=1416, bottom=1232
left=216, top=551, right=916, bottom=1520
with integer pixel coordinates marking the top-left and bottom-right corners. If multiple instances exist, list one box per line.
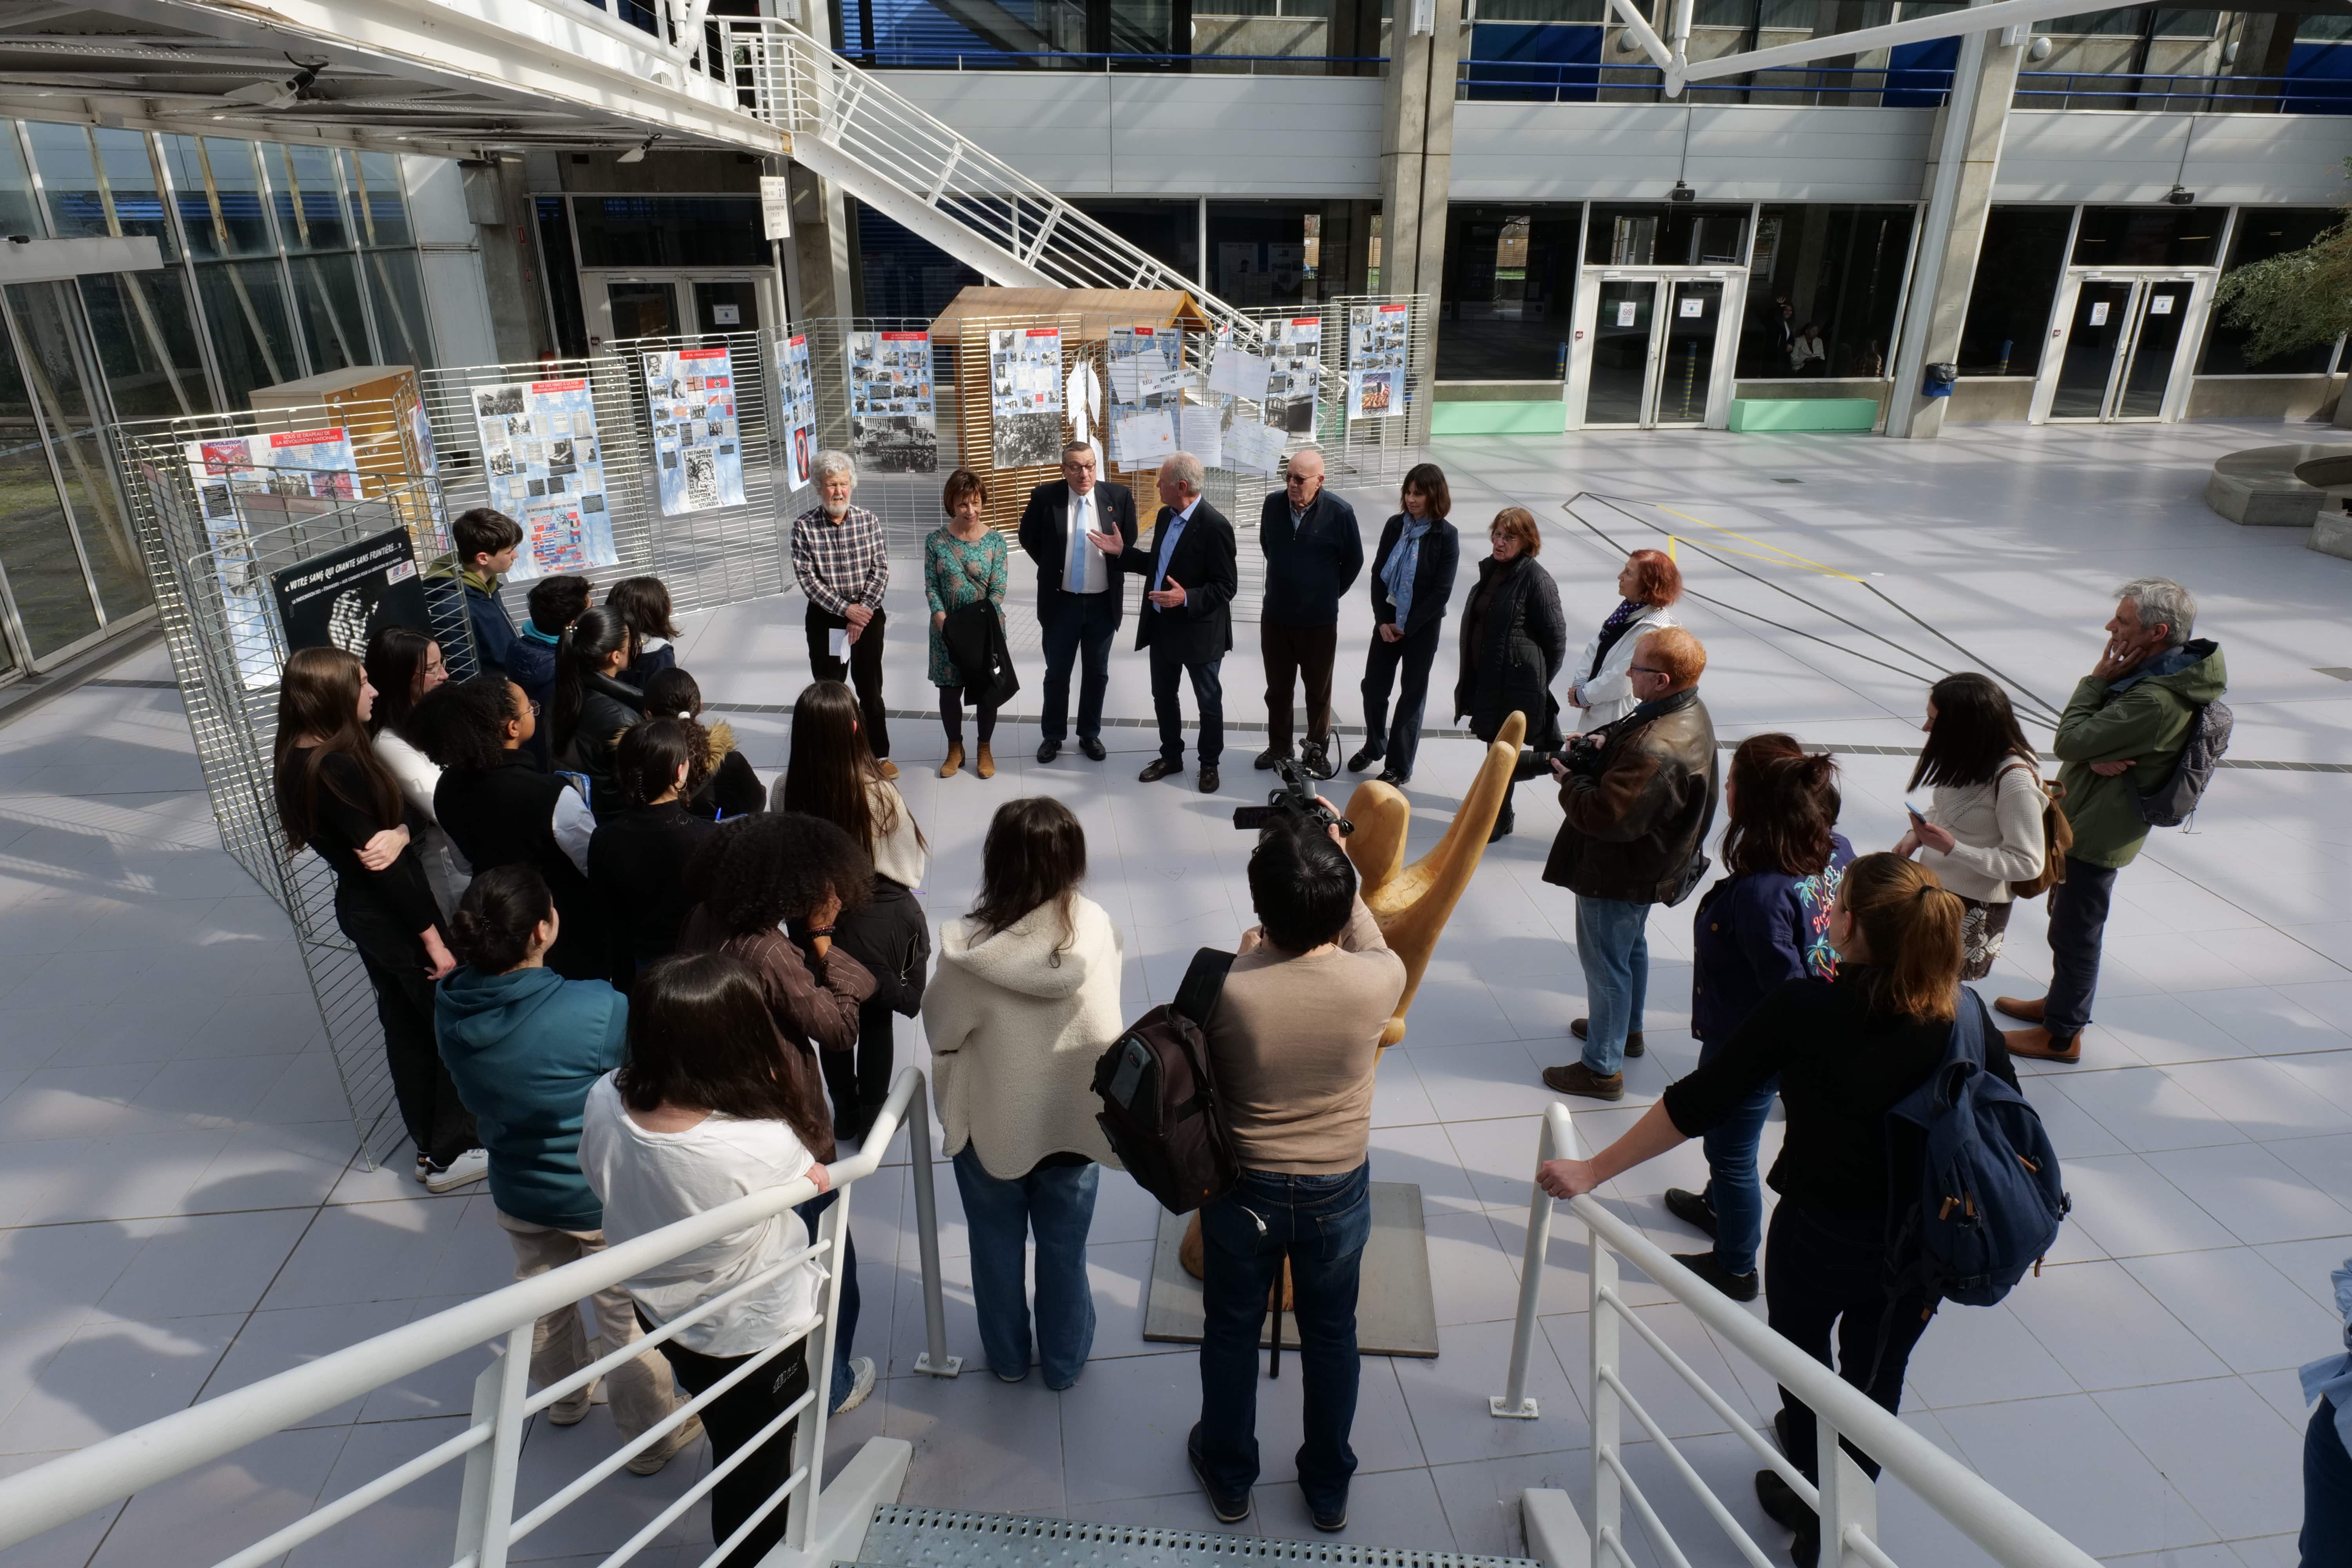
left=921, top=798, right=1123, bottom=1388
left=1893, top=673, right=2049, bottom=980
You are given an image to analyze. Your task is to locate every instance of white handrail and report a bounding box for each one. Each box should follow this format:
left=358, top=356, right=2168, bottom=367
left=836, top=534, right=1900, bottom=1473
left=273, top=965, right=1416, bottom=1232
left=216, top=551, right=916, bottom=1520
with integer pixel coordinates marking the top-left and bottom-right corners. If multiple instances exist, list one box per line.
left=1496, top=1102, right=2101, bottom=1568
left=0, top=1065, right=955, bottom=1553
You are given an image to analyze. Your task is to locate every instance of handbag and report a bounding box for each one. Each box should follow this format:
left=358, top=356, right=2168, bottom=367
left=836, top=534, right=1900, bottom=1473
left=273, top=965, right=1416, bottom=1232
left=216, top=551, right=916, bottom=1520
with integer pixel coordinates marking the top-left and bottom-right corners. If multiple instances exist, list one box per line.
left=2000, top=764, right=2073, bottom=900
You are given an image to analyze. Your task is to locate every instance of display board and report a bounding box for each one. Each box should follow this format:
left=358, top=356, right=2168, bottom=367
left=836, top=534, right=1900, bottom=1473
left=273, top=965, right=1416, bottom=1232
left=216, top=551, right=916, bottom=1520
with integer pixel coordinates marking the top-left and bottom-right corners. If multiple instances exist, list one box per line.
left=848, top=329, right=938, bottom=474
left=641, top=346, right=748, bottom=514
left=470, top=376, right=618, bottom=578
left=775, top=332, right=818, bottom=490
left=269, top=528, right=431, bottom=657
left=1348, top=302, right=1410, bottom=420
left=183, top=427, right=361, bottom=687
left=1106, top=326, right=1183, bottom=472
left=1265, top=316, right=1324, bottom=435
left=989, top=325, right=1065, bottom=468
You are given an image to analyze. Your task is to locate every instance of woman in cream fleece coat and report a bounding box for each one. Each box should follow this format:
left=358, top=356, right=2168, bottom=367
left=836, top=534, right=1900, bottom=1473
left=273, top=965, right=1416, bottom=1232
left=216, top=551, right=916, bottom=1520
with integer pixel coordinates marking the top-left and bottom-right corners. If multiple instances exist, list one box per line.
left=921, top=798, right=1122, bottom=1389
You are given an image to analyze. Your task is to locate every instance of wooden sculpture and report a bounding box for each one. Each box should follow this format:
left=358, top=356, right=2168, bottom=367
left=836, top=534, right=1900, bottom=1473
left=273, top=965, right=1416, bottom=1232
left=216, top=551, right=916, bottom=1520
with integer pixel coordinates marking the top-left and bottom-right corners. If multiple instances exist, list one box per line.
left=1178, top=711, right=1529, bottom=1290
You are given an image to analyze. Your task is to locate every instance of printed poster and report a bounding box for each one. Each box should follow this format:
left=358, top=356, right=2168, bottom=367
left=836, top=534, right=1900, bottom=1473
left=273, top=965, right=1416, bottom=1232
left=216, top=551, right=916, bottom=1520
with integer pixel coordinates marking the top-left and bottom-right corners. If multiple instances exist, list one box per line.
left=471, top=377, right=617, bottom=578
left=1347, top=302, right=1410, bottom=421
left=269, top=528, right=432, bottom=659
left=775, top=333, right=818, bottom=492
left=1264, top=316, right=1323, bottom=435
left=990, top=325, right=1065, bottom=469
left=1106, top=326, right=1183, bottom=471
left=180, top=427, right=362, bottom=688
left=641, top=347, right=748, bottom=516
left=848, top=330, right=937, bottom=474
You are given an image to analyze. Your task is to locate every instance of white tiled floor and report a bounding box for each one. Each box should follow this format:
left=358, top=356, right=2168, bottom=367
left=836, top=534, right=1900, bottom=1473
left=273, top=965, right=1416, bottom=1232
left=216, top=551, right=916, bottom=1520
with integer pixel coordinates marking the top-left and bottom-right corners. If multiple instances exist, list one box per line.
left=3, top=418, right=2348, bottom=1566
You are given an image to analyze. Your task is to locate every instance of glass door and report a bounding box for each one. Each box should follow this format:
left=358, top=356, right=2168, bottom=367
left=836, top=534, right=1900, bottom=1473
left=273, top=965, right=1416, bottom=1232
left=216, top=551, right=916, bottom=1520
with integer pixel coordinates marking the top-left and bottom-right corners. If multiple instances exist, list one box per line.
left=692, top=280, right=761, bottom=336
left=2050, top=280, right=2135, bottom=420
left=2113, top=278, right=2196, bottom=420
left=0, top=281, right=128, bottom=669
left=1586, top=279, right=1658, bottom=426
left=604, top=280, right=680, bottom=340
left=1656, top=280, right=1724, bottom=426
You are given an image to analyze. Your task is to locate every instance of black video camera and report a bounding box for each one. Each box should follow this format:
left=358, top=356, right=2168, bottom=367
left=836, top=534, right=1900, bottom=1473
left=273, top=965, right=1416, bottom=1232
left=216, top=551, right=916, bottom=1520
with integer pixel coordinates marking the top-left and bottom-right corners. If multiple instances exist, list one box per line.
left=1232, top=756, right=1352, bottom=837
left=1559, top=731, right=1608, bottom=779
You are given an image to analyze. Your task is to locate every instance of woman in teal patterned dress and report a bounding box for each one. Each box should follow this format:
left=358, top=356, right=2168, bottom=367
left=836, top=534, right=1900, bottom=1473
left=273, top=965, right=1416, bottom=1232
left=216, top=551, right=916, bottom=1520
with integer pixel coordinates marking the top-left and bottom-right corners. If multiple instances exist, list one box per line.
left=925, top=467, right=1009, bottom=779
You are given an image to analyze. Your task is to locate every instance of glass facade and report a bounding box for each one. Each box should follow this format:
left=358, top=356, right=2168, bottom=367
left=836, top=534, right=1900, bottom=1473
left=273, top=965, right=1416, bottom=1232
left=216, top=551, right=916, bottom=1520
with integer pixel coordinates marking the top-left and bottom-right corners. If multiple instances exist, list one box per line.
left=1741, top=204, right=1914, bottom=378
left=1439, top=203, right=1581, bottom=380
left=0, top=117, right=441, bottom=675
left=1956, top=206, right=2075, bottom=377
left=2070, top=204, right=2225, bottom=268
left=2202, top=207, right=2343, bottom=375
left=1585, top=204, right=1749, bottom=266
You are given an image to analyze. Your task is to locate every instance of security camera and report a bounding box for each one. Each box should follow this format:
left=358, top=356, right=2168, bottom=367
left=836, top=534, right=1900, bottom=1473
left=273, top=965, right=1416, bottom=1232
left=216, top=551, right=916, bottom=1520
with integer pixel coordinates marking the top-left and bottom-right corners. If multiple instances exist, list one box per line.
left=225, top=55, right=323, bottom=111
left=2165, top=185, right=2195, bottom=207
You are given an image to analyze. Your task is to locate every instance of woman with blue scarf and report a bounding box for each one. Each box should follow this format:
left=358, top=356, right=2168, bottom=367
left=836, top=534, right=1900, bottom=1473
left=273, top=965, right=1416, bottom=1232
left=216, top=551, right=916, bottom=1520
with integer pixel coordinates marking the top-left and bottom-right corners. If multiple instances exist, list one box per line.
left=1348, top=463, right=1461, bottom=786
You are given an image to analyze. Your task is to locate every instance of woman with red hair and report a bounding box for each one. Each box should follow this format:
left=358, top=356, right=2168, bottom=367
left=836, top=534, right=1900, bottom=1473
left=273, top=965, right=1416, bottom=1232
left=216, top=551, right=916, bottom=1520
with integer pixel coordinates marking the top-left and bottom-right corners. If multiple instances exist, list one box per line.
left=1569, top=548, right=1682, bottom=730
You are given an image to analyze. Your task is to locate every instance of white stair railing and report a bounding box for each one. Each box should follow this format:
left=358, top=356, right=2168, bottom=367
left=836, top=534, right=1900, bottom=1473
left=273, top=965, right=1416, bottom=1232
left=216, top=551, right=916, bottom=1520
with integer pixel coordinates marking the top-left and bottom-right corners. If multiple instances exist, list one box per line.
left=0, top=1067, right=959, bottom=1568
left=719, top=20, right=1264, bottom=341
left=1495, top=1102, right=2100, bottom=1568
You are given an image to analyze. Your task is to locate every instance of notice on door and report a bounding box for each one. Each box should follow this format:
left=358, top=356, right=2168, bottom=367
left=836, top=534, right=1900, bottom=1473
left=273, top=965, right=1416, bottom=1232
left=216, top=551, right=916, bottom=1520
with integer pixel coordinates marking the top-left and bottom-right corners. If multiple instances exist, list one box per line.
left=2149, top=294, right=2175, bottom=315
left=1679, top=297, right=1705, bottom=318
left=759, top=174, right=792, bottom=241
left=2088, top=302, right=2111, bottom=326
left=713, top=304, right=740, bottom=325
left=1615, top=301, right=1638, bottom=327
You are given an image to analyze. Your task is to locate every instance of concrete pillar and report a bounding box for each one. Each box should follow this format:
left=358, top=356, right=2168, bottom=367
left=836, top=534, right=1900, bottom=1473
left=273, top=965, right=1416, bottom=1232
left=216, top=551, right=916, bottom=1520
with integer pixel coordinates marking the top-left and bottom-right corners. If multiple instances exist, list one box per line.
left=1377, top=0, right=1465, bottom=315
left=479, top=159, right=553, bottom=364
left=1884, top=22, right=2021, bottom=440
left=779, top=0, right=857, bottom=324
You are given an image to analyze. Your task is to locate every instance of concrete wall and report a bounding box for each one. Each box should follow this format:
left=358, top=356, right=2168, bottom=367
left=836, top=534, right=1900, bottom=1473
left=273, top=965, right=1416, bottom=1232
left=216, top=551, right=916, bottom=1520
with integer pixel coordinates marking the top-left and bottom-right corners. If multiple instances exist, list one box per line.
left=1944, top=377, right=2036, bottom=422
left=2185, top=373, right=2345, bottom=423
left=401, top=155, right=499, bottom=369
left=1450, top=103, right=1937, bottom=201
left=1993, top=111, right=2352, bottom=205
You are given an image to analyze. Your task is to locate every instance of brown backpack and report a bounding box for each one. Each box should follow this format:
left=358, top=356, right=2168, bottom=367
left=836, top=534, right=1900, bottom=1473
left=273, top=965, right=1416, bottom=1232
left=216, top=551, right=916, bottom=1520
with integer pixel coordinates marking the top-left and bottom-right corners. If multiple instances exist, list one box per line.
left=2004, top=764, right=2073, bottom=900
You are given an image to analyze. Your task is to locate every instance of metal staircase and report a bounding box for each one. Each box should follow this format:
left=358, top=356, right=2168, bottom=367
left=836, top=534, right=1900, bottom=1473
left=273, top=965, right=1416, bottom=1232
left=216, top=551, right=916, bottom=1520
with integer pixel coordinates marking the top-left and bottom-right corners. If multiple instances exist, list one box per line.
left=717, top=18, right=1261, bottom=339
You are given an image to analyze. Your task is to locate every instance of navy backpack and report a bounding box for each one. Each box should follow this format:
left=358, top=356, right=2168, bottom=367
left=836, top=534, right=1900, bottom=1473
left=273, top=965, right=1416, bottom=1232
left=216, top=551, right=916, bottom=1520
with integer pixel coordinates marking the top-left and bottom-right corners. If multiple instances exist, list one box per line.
left=1883, top=988, right=2071, bottom=1309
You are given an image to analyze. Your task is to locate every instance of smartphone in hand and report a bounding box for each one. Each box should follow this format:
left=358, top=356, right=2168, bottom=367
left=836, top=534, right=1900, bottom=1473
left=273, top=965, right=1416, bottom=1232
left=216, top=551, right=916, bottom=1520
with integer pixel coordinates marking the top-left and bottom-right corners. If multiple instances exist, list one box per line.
left=1904, top=800, right=1928, bottom=826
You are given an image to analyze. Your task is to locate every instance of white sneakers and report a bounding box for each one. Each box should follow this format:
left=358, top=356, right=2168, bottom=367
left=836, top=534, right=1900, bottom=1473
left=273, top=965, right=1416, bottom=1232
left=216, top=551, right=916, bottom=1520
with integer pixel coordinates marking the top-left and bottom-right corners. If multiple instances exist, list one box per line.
left=831, top=1356, right=877, bottom=1415
left=418, top=1147, right=489, bottom=1193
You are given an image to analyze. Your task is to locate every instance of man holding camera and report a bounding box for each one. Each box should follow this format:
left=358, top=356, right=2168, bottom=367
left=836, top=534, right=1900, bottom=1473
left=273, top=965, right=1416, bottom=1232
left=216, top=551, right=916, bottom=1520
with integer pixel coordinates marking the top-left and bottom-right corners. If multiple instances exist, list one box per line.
left=1539, top=626, right=1717, bottom=1103
left=1189, top=811, right=1405, bottom=1532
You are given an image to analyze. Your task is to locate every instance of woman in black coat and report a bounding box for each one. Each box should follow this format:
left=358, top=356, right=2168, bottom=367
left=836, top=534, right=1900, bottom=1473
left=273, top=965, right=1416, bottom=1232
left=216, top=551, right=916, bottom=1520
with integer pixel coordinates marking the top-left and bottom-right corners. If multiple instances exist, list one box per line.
left=1348, top=461, right=1461, bottom=787
left=1453, top=506, right=1567, bottom=840
left=552, top=605, right=643, bottom=821
left=588, top=716, right=718, bottom=989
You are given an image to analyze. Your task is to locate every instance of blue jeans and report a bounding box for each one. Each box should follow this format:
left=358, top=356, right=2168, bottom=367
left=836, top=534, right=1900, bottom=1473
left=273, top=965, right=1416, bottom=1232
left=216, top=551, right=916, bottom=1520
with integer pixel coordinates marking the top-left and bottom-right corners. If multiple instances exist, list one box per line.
left=1038, top=589, right=1119, bottom=743
left=1197, top=1164, right=1372, bottom=1517
left=1575, top=895, right=1651, bottom=1076
left=2043, top=855, right=2118, bottom=1040
left=793, top=1188, right=859, bottom=1406
left=1149, top=641, right=1224, bottom=767
left=2307, top=1397, right=2352, bottom=1568
left=952, top=1145, right=1100, bottom=1388
left=1695, top=1031, right=1777, bottom=1276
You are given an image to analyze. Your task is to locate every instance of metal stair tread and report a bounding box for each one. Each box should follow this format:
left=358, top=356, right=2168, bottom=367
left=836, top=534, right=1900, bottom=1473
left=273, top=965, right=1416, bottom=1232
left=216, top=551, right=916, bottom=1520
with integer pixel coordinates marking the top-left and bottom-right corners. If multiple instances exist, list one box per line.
left=856, top=1504, right=1541, bottom=1568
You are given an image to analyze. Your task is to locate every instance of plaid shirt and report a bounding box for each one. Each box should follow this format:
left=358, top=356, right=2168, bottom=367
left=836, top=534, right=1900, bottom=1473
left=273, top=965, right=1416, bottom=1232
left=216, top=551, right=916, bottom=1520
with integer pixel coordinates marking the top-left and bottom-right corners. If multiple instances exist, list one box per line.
left=792, top=504, right=889, bottom=617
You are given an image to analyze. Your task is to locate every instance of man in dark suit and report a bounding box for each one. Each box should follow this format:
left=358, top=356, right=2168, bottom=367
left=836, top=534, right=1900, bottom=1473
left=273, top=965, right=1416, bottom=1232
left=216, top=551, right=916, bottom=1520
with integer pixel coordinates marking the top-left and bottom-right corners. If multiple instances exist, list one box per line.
left=1086, top=451, right=1237, bottom=793
left=1254, top=445, right=1361, bottom=781
left=1016, top=440, right=1137, bottom=764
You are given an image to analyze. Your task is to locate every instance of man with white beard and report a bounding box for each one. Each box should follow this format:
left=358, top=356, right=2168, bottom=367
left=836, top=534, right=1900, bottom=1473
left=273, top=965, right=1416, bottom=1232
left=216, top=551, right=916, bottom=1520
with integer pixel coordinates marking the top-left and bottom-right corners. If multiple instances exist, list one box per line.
left=791, top=450, right=897, bottom=778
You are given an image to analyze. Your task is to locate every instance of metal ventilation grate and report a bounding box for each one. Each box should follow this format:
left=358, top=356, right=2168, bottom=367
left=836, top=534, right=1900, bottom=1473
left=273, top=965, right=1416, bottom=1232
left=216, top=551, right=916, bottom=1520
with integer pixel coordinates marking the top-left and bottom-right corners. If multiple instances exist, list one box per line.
left=858, top=1507, right=1541, bottom=1568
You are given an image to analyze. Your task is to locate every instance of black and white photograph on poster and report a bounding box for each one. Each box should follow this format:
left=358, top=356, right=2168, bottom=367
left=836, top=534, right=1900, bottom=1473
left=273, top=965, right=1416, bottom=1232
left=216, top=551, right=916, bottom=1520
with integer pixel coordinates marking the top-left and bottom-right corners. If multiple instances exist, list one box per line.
left=775, top=332, right=818, bottom=490
left=475, top=384, right=525, bottom=418
left=989, top=326, right=1064, bottom=469
left=848, top=330, right=938, bottom=473
left=641, top=347, right=747, bottom=515
left=1347, top=302, right=1409, bottom=420
left=1265, top=315, right=1323, bottom=434
left=269, top=528, right=432, bottom=660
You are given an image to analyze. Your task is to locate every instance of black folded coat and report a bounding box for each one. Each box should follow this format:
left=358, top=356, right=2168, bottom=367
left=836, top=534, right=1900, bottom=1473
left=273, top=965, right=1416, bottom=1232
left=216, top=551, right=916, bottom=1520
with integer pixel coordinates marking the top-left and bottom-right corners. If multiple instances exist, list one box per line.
left=941, top=599, right=1020, bottom=710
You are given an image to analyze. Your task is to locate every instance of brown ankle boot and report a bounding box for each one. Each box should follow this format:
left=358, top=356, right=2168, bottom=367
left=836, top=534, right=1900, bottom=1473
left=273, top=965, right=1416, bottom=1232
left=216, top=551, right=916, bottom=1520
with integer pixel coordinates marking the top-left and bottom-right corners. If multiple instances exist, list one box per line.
left=940, top=742, right=963, bottom=779
left=2003, top=1025, right=2080, bottom=1063
left=975, top=742, right=996, bottom=780
left=1995, top=995, right=2045, bottom=1024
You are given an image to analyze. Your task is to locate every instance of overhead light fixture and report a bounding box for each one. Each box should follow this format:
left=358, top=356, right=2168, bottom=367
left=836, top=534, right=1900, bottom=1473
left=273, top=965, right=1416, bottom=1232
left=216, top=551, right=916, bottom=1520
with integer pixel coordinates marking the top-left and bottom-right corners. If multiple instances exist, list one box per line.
left=1668, top=180, right=1695, bottom=204
left=224, top=53, right=324, bottom=111
left=617, top=134, right=658, bottom=164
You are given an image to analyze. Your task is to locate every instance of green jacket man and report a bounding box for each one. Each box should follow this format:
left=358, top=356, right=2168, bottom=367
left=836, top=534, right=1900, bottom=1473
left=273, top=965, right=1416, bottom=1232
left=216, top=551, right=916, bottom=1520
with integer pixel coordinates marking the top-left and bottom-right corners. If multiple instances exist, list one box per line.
left=1999, top=578, right=2226, bottom=1063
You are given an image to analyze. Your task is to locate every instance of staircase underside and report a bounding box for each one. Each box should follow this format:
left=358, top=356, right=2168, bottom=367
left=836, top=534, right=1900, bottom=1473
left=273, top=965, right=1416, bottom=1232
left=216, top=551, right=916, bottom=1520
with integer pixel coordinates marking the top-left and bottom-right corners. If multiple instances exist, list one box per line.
left=856, top=1505, right=1544, bottom=1568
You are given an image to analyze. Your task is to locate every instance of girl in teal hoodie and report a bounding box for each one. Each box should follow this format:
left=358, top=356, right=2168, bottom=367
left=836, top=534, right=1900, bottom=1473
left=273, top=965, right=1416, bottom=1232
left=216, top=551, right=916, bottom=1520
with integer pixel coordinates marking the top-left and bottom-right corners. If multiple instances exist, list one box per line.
left=436, top=864, right=697, bottom=1472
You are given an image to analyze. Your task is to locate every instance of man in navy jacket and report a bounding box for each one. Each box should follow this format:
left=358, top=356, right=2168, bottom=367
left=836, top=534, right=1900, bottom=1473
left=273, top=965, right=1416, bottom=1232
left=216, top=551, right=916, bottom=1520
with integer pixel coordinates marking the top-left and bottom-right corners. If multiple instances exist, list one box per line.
left=1254, top=446, right=1361, bottom=780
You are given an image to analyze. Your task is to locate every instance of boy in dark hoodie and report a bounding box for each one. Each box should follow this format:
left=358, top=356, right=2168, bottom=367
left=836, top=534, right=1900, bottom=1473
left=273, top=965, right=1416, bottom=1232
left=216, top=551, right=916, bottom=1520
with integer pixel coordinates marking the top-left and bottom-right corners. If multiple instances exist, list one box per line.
left=434, top=863, right=700, bottom=1472
left=509, top=575, right=592, bottom=771
left=428, top=508, right=524, bottom=677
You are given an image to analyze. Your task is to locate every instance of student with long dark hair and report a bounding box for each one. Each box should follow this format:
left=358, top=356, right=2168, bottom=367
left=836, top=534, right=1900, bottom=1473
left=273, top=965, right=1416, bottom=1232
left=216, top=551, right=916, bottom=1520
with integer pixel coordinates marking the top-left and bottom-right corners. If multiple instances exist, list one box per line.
left=773, top=680, right=929, bottom=1142
left=642, top=667, right=763, bottom=820
left=1349, top=462, right=1459, bottom=786
left=271, top=646, right=481, bottom=1191
left=1538, top=854, right=2017, bottom=1566
left=553, top=605, right=642, bottom=820
left=1895, top=672, right=2047, bottom=982
left=921, top=798, right=1123, bottom=1387
left=428, top=674, right=607, bottom=983
left=363, top=625, right=468, bottom=914
left=1663, top=735, right=1854, bottom=1301
left=509, top=573, right=592, bottom=771
left=578, top=952, right=840, bottom=1566
left=589, top=718, right=717, bottom=985
left=607, top=575, right=681, bottom=689
left=677, top=812, right=879, bottom=1415
left=434, top=866, right=697, bottom=1471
